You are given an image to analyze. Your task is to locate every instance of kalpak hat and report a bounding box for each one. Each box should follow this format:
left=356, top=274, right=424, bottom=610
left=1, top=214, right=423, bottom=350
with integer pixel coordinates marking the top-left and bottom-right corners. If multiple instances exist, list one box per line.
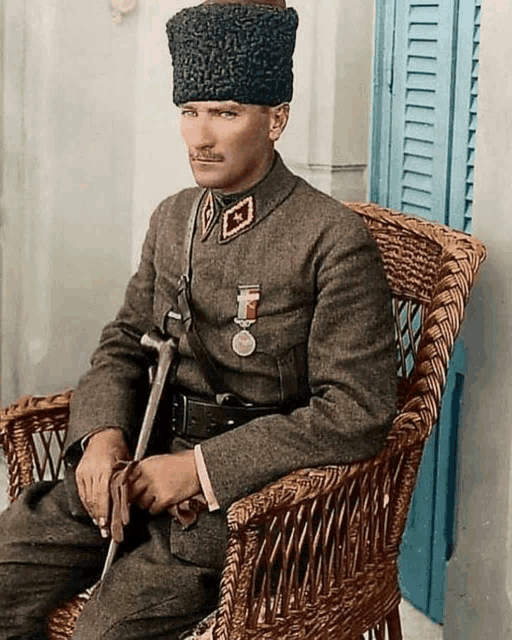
left=166, top=0, right=299, bottom=107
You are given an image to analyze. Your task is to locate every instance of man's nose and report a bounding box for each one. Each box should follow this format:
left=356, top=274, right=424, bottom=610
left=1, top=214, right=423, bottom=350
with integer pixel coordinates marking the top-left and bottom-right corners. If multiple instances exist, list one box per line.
left=188, top=114, right=215, bottom=149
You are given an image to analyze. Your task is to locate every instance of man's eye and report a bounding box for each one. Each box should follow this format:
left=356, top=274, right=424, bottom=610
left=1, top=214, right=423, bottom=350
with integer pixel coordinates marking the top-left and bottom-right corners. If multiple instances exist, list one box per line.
left=220, top=111, right=237, bottom=119
left=181, top=110, right=197, bottom=117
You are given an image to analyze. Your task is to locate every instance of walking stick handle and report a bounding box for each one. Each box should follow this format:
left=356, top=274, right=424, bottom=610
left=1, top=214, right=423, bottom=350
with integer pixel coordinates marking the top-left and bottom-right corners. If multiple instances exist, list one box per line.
left=99, top=330, right=178, bottom=583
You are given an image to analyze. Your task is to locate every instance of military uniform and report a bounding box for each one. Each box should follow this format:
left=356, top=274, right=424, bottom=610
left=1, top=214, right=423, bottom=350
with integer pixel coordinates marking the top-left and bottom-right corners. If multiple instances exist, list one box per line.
left=0, top=153, right=396, bottom=640
left=0, top=3, right=396, bottom=639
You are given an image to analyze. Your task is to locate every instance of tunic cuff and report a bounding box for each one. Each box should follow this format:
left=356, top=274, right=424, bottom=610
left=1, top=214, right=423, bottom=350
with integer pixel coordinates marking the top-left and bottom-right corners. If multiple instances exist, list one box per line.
left=80, top=427, right=118, bottom=451
left=194, top=444, right=220, bottom=512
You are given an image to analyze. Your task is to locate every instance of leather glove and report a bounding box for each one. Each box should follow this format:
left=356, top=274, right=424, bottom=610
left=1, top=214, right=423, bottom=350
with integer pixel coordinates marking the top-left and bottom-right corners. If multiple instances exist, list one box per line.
left=109, top=460, right=137, bottom=543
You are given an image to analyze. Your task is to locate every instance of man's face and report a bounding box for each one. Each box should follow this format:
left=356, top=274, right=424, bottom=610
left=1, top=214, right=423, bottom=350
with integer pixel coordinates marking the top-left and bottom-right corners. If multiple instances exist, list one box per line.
left=179, top=101, right=277, bottom=194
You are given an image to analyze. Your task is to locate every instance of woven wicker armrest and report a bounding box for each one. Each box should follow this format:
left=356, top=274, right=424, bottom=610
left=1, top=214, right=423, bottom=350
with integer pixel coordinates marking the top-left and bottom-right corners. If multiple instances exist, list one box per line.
left=226, top=403, right=424, bottom=541
left=0, top=391, right=73, bottom=425
left=228, top=461, right=377, bottom=531
left=212, top=434, right=418, bottom=640
left=0, top=391, right=73, bottom=502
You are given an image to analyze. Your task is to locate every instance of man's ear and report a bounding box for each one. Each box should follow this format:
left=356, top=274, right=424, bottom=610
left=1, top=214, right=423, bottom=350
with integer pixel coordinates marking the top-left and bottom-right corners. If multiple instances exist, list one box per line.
left=269, top=103, right=290, bottom=142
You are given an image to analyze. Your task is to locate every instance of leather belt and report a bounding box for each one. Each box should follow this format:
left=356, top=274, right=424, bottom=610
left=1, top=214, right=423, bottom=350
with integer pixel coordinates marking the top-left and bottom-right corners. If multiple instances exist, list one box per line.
left=170, top=391, right=287, bottom=440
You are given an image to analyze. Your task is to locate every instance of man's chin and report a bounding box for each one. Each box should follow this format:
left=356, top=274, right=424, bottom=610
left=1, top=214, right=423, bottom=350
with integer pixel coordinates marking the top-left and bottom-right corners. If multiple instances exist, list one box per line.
left=191, top=167, right=228, bottom=190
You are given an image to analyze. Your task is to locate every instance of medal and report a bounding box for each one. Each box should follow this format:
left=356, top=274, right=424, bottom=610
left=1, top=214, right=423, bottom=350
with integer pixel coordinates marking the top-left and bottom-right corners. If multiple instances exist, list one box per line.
left=232, top=285, right=260, bottom=357
left=232, top=330, right=257, bottom=357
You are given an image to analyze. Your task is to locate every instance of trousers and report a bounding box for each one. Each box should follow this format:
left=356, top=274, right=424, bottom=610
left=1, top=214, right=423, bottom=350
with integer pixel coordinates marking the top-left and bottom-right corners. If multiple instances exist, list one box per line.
left=0, top=480, right=220, bottom=640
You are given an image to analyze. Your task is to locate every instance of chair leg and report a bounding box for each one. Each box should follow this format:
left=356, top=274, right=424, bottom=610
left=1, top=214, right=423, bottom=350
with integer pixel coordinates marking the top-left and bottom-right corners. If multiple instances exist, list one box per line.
left=385, top=604, right=403, bottom=640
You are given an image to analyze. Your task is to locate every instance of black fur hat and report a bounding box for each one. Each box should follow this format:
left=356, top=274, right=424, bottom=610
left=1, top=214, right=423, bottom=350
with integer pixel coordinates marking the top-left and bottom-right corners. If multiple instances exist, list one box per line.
left=166, top=3, right=299, bottom=106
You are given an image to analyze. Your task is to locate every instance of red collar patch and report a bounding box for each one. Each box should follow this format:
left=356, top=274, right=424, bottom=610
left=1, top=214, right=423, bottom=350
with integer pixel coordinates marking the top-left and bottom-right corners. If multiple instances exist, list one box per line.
left=201, top=191, right=216, bottom=240
left=220, top=196, right=256, bottom=243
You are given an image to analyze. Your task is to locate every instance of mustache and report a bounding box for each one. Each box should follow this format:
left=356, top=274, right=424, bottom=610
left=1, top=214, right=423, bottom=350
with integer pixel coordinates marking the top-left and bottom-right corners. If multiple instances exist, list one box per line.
left=189, top=151, right=224, bottom=162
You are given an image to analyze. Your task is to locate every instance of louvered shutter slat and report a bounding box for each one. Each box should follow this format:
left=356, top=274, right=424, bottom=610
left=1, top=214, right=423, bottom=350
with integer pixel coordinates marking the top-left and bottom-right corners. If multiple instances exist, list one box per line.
left=370, top=0, right=482, bottom=623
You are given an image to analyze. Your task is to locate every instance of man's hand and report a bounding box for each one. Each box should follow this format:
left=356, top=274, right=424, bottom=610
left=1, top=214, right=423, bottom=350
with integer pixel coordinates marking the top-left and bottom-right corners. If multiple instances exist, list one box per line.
left=75, top=428, right=130, bottom=537
left=128, top=450, right=201, bottom=515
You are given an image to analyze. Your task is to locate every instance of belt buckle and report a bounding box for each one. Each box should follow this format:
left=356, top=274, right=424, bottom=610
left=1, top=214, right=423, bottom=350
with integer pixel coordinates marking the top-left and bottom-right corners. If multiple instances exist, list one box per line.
left=172, top=392, right=188, bottom=436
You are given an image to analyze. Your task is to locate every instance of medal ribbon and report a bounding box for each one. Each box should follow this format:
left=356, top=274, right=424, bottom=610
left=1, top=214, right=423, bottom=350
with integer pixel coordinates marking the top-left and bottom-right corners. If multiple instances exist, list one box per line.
left=235, top=286, right=261, bottom=328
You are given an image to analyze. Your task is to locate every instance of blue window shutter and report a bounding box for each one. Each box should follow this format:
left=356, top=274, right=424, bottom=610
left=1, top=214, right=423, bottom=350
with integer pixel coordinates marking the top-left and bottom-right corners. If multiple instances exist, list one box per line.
left=449, top=0, right=481, bottom=232
left=370, top=0, right=398, bottom=205
left=370, top=0, right=481, bottom=230
left=370, top=0, right=481, bottom=624
left=386, top=1, right=457, bottom=222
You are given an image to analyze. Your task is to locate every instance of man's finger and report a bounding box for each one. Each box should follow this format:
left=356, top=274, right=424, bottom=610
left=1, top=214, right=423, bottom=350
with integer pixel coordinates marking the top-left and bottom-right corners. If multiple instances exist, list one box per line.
left=125, top=463, right=142, bottom=482
left=89, top=474, right=112, bottom=535
left=128, top=477, right=150, bottom=502
left=136, top=489, right=157, bottom=512
left=76, top=474, right=95, bottom=523
left=149, top=500, right=163, bottom=516
left=84, top=475, right=98, bottom=523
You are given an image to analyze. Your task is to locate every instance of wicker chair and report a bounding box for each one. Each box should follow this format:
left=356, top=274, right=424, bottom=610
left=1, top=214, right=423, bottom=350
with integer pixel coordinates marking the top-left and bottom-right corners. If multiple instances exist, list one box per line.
left=0, top=202, right=486, bottom=640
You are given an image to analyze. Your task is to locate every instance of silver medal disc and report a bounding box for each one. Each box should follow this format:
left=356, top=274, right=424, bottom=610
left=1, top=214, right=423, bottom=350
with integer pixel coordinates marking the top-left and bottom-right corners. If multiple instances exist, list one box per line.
left=232, top=330, right=256, bottom=357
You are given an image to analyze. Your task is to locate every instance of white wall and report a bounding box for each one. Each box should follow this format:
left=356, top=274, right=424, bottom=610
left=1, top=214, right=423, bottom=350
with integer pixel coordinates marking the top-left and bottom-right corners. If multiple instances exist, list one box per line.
left=130, top=0, right=194, bottom=269
left=444, top=1, right=512, bottom=637
left=1, top=0, right=374, bottom=405
left=278, top=0, right=374, bottom=203
left=1, top=0, right=138, bottom=403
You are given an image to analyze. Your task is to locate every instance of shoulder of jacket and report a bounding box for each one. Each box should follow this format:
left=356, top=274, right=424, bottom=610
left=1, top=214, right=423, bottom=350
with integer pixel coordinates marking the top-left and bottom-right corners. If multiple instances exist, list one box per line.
left=154, top=186, right=202, bottom=217
left=286, top=177, right=371, bottom=240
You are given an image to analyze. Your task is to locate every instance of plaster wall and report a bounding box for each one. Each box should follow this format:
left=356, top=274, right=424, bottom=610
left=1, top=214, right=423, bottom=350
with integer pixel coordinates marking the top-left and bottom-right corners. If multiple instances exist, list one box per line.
left=1, top=0, right=137, bottom=403
left=443, top=1, right=512, bottom=637
left=281, top=0, right=373, bottom=203
left=130, top=0, right=194, bottom=270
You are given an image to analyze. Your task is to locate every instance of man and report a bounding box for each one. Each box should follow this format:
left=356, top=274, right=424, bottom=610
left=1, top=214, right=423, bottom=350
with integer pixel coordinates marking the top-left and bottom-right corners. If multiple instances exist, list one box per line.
left=0, top=1, right=397, bottom=639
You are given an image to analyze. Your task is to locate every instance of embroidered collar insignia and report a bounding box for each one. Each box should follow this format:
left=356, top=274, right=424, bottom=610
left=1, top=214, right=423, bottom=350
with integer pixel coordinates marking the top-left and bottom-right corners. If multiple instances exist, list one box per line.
left=220, top=196, right=256, bottom=243
left=201, top=191, right=216, bottom=240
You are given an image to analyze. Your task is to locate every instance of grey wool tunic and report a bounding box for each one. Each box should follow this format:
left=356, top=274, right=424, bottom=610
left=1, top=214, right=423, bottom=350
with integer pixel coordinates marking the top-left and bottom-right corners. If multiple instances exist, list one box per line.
left=66, top=153, right=397, bottom=568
